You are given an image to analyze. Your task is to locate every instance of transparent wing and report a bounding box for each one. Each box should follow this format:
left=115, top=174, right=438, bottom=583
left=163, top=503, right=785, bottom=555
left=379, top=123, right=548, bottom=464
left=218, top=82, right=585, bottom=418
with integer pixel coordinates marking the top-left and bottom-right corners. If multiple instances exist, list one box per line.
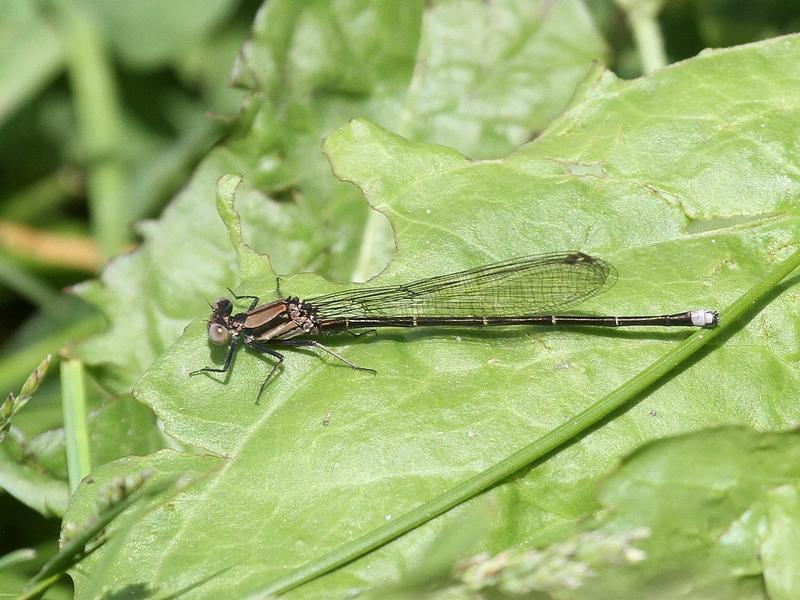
left=308, top=252, right=617, bottom=318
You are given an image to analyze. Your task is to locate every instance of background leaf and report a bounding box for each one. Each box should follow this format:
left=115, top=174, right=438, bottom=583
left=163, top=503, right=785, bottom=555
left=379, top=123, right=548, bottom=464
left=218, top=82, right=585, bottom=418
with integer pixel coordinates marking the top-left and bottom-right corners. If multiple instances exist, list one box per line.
left=80, top=0, right=238, bottom=68
left=0, top=0, right=61, bottom=124
left=5, top=1, right=800, bottom=598
left=571, top=427, right=800, bottom=599
left=375, top=427, right=800, bottom=599
left=70, top=0, right=607, bottom=396
left=761, top=484, right=800, bottom=600
left=65, top=32, right=800, bottom=598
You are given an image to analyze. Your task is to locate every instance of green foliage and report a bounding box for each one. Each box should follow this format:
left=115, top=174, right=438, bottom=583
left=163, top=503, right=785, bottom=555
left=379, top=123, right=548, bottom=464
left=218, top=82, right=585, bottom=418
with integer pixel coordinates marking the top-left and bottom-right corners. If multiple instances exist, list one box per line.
left=372, top=428, right=800, bottom=599
left=0, top=356, right=70, bottom=517
left=21, top=467, right=188, bottom=600
left=583, top=427, right=800, bottom=599
left=3, top=1, right=800, bottom=599
left=1, top=355, right=50, bottom=444
left=70, top=29, right=800, bottom=600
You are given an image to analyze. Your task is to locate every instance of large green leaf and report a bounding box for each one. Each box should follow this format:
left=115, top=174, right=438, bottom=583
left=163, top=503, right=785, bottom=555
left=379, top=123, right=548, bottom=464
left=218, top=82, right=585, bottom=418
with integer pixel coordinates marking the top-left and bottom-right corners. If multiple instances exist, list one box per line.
left=64, top=32, right=800, bottom=598
left=72, top=0, right=605, bottom=394
left=373, top=427, right=800, bottom=599
left=564, top=427, right=800, bottom=599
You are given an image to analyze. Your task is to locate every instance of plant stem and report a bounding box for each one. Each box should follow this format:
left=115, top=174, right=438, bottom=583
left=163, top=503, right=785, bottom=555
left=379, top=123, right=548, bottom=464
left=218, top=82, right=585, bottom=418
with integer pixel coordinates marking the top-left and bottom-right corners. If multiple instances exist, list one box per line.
left=60, top=359, right=91, bottom=493
left=15, top=572, right=62, bottom=600
left=0, top=548, right=37, bottom=572
left=1, top=167, right=81, bottom=223
left=0, top=256, right=60, bottom=309
left=621, top=0, right=667, bottom=73
left=54, top=0, right=129, bottom=259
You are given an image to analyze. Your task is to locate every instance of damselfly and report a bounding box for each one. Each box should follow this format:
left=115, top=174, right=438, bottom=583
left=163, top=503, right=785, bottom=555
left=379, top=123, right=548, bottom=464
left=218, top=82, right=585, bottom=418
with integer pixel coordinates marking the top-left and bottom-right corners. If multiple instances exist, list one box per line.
left=190, top=252, right=718, bottom=401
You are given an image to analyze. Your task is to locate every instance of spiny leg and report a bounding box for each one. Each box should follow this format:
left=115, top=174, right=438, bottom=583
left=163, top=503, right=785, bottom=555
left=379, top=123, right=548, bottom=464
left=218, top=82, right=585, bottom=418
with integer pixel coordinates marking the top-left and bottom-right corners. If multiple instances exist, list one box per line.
left=280, top=339, right=376, bottom=375
left=226, top=288, right=260, bottom=311
left=190, top=334, right=240, bottom=376
left=245, top=340, right=286, bottom=404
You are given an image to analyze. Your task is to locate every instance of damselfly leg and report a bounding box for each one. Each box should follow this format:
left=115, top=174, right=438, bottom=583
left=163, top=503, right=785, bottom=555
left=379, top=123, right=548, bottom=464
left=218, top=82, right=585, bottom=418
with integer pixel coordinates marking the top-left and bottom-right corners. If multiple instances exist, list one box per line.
left=226, top=288, right=260, bottom=311
left=189, top=334, right=240, bottom=377
left=244, top=340, right=285, bottom=404
left=279, top=339, right=377, bottom=375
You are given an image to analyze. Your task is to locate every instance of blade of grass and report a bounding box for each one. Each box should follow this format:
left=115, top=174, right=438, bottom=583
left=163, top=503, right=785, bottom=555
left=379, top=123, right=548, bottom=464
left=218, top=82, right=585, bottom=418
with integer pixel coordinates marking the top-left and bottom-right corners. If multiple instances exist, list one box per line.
left=253, top=245, right=800, bottom=597
left=60, top=359, right=91, bottom=493
left=52, top=0, right=129, bottom=258
left=0, top=314, right=102, bottom=395
left=0, top=256, right=61, bottom=309
left=1, top=168, right=81, bottom=223
left=129, top=116, right=223, bottom=221
left=14, top=573, right=61, bottom=600
left=0, top=548, right=37, bottom=572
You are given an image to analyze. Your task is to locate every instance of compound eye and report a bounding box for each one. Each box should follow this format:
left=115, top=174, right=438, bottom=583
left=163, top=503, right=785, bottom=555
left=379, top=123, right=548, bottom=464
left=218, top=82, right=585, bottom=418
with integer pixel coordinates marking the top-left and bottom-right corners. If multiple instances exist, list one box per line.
left=208, top=323, right=231, bottom=345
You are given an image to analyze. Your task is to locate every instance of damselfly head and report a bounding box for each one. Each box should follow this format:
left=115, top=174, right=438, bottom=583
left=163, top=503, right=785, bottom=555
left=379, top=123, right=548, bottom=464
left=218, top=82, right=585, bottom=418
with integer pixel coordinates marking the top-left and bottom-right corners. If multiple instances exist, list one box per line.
left=206, top=298, right=234, bottom=345
left=212, top=298, right=233, bottom=318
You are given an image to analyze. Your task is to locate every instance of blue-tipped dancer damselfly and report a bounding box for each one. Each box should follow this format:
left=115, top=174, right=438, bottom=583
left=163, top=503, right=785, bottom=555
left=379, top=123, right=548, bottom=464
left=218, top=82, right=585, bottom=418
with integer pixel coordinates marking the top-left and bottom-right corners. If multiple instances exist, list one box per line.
left=190, top=252, right=718, bottom=401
